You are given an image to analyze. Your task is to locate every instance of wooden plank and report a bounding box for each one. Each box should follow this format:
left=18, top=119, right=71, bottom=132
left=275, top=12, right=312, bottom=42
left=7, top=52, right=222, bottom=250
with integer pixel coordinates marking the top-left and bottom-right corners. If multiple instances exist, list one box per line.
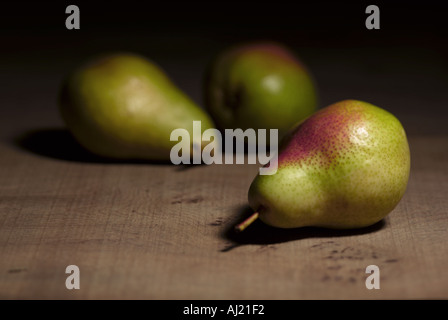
left=0, top=135, right=447, bottom=299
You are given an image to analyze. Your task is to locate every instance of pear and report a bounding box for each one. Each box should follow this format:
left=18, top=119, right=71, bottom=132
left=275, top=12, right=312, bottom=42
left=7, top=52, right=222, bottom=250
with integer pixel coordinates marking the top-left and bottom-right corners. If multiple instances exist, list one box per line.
left=204, top=41, right=317, bottom=142
left=59, top=53, right=215, bottom=160
left=238, top=100, right=410, bottom=230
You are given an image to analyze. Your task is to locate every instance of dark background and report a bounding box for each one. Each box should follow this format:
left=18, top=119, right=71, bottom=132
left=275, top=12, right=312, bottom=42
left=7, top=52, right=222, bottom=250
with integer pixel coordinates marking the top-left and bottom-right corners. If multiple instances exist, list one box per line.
left=1, top=1, right=448, bottom=143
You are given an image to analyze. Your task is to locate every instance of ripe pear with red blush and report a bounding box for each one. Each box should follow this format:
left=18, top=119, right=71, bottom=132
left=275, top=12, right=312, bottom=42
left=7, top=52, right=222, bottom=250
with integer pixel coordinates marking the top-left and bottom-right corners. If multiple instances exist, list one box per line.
left=242, top=100, right=410, bottom=230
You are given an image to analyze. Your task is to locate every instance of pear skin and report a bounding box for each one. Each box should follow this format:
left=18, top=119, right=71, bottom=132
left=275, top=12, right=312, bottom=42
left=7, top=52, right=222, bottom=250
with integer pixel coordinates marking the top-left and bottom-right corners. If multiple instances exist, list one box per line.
left=204, top=42, right=317, bottom=141
left=247, top=100, right=411, bottom=229
left=59, top=53, right=215, bottom=160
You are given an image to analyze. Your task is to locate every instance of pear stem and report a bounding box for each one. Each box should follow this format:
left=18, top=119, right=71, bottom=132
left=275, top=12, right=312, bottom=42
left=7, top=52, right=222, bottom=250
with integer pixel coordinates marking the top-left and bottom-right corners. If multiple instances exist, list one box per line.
left=235, top=212, right=259, bottom=232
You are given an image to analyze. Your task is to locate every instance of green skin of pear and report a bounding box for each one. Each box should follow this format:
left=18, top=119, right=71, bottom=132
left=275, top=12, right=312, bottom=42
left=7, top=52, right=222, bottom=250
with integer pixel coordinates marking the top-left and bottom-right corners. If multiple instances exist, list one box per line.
left=204, top=42, right=317, bottom=140
left=248, top=100, right=411, bottom=229
left=59, top=53, right=214, bottom=160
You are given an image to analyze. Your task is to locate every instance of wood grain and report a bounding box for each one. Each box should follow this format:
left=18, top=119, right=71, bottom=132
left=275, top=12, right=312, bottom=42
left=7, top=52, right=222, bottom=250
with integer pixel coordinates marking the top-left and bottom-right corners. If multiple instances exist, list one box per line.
left=0, top=134, right=447, bottom=299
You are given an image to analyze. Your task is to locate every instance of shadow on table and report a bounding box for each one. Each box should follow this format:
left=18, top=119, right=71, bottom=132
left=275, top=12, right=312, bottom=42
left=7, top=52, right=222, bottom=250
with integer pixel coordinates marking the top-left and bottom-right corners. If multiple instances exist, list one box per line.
left=220, top=205, right=386, bottom=252
left=14, top=127, right=175, bottom=166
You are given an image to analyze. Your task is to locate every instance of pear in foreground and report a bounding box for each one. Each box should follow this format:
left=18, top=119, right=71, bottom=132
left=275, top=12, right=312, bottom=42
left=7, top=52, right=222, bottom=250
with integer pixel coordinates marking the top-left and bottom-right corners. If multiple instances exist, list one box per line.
left=244, top=100, right=410, bottom=230
left=204, top=42, right=317, bottom=142
left=59, top=53, right=214, bottom=160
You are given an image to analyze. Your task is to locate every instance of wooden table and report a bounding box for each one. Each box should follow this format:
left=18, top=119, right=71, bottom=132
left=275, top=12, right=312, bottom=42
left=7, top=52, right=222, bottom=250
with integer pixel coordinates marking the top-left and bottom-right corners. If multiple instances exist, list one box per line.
left=1, top=124, right=447, bottom=299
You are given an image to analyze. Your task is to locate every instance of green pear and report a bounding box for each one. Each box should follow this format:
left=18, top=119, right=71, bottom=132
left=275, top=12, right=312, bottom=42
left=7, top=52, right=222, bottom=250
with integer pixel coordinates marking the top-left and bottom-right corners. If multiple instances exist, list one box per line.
left=241, top=100, right=410, bottom=230
left=59, top=53, right=214, bottom=160
left=204, top=42, right=317, bottom=141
